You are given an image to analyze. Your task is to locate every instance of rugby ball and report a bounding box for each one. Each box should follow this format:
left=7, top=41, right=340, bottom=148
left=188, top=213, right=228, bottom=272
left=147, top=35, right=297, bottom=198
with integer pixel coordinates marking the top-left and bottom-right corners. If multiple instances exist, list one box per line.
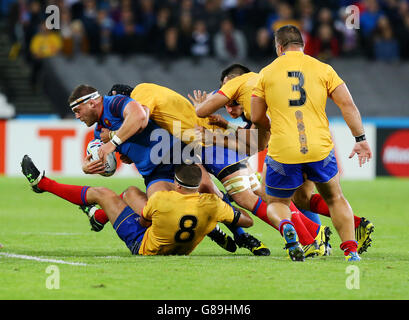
left=86, top=139, right=117, bottom=177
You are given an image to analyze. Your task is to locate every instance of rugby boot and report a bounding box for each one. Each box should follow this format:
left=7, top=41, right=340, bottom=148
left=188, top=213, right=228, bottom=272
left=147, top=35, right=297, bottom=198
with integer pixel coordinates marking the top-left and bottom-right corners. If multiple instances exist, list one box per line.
left=235, top=233, right=270, bottom=256
left=356, top=217, right=374, bottom=254
left=207, top=226, right=237, bottom=253
left=282, top=224, right=305, bottom=261
left=79, top=205, right=105, bottom=232
left=21, top=155, right=44, bottom=193
left=345, top=251, right=361, bottom=262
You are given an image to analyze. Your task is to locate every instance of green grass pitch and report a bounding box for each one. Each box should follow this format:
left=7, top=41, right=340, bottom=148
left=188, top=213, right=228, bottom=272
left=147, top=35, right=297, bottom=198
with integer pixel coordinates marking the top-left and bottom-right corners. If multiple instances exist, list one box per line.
left=0, top=176, right=408, bottom=300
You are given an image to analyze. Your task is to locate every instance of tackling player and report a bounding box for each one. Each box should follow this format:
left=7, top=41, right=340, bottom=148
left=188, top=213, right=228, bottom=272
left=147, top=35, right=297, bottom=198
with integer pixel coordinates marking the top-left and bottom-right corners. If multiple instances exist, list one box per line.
left=21, top=157, right=253, bottom=255
left=251, top=25, right=373, bottom=261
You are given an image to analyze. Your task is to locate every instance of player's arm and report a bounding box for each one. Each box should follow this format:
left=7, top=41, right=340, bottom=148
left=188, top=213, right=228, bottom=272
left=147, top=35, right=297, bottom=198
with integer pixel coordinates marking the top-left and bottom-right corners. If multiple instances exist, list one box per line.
left=234, top=208, right=253, bottom=228
left=330, top=83, right=372, bottom=167
left=216, top=198, right=253, bottom=228
left=189, top=90, right=230, bottom=118
left=250, top=96, right=270, bottom=152
left=98, top=101, right=148, bottom=163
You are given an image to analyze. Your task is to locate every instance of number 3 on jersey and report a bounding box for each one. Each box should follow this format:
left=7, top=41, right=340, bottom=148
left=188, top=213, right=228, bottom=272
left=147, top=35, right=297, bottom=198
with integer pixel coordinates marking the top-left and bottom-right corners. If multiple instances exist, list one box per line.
left=174, top=215, right=198, bottom=242
left=288, top=71, right=306, bottom=106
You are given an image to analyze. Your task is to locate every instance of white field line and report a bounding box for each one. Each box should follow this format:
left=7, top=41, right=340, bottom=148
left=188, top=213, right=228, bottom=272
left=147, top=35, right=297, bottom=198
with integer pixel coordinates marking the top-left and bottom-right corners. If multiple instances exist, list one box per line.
left=0, top=252, right=87, bottom=266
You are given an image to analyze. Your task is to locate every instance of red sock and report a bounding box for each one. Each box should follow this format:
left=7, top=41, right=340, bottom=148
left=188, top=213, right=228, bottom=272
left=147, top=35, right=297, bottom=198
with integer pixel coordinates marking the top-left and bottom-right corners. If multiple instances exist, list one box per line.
left=94, top=209, right=109, bottom=224
left=290, top=213, right=315, bottom=245
left=297, top=211, right=321, bottom=238
left=310, top=193, right=330, bottom=216
left=252, top=198, right=278, bottom=230
left=340, top=240, right=358, bottom=255
left=310, top=194, right=362, bottom=228
left=38, top=176, right=89, bottom=205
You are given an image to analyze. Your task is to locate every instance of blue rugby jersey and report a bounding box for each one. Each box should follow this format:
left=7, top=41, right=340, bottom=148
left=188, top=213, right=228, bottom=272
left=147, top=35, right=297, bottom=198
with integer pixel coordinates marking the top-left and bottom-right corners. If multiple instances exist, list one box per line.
left=93, top=95, right=174, bottom=176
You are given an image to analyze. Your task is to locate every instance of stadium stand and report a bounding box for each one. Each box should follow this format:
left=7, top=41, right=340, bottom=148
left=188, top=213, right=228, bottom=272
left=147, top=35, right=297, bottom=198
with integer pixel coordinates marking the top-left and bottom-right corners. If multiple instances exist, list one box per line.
left=0, top=0, right=408, bottom=118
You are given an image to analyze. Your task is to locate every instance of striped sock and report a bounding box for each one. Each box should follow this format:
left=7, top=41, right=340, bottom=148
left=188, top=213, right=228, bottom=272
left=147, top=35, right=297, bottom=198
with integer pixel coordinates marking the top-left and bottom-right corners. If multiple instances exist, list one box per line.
left=38, top=177, right=89, bottom=205
left=251, top=198, right=278, bottom=230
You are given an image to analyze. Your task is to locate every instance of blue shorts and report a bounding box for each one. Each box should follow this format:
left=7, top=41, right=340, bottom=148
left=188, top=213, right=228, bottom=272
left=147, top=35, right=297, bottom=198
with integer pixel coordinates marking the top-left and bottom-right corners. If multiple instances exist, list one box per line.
left=201, top=145, right=248, bottom=179
left=265, top=149, right=338, bottom=198
left=113, top=206, right=147, bottom=255
left=143, top=162, right=175, bottom=191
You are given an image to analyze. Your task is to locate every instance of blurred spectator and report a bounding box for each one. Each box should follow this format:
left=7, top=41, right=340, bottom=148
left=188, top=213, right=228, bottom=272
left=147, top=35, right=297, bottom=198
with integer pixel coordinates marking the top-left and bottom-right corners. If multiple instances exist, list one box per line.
left=306, top=23, right=340, bottom=61
left=136, top=0, right=156, bottom=36
left=248, top=27, right=276, bottom=63
left=397, top=12, right=409, bottom=60
left=198, top=0, right=226, bottom=36
left=360, top=0, right=384, bottom=37
left=60, top=9, right=89, bottom=58
left=178, top=12, right=194, bottom=56
left=81, top=0, right=100, bottom=55
left=372, top=15, right=400, bottom=62
left=296, top=0, right=315, bottom=34
left=150, top=6, right=173, bottom=53
left=214, top=18, right=247, bottom=62
left=97, top=9, right=114, bottom=56
left=157, top=26, right=182, bottom=69
left=3, top=0, right=409, bottom=66
left=191, top=20, right=211, bottom=59
left=266, top=1, right=301, bottom=35
left=29, top=22, right=62, bottom=88
left=334, top=6, right=360, bottom=56
left=24, top=0, right=44, bottom=62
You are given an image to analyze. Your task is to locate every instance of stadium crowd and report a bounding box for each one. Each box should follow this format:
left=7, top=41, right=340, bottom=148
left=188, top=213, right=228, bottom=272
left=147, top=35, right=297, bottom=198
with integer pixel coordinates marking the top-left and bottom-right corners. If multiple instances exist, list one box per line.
left=2, top=0, right=409, bottom=85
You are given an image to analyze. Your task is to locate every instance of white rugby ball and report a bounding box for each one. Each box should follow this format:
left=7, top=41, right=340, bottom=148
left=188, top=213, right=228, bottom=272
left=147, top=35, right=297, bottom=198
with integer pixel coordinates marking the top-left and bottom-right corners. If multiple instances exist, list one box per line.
left=86, top=139, right=117, bottom=177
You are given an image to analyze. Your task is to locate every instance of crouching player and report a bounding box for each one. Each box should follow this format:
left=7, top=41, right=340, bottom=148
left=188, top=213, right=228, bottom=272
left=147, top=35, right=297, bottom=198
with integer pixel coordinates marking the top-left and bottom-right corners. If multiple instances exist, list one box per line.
left=21, top=157, right=253, bottom=255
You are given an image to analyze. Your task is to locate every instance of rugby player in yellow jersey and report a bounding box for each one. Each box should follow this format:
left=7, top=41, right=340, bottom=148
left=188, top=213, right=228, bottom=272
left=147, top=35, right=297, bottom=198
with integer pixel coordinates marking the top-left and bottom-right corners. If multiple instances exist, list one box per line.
left=99, top=83, right=270, bottom=256
left=251, top=25, right=373, bottom=261
left=190, top=64, right=334, bottom=258
left=193, top=64, right=374, bottom=256
left=21, top=157, right=252, bottom=255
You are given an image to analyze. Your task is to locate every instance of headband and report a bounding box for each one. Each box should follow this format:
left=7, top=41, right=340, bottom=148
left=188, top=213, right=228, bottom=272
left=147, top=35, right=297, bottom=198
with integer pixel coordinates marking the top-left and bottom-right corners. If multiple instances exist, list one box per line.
left=174, top=174, right=200, bottom=189
left=70, top=91, right=100, bottom=109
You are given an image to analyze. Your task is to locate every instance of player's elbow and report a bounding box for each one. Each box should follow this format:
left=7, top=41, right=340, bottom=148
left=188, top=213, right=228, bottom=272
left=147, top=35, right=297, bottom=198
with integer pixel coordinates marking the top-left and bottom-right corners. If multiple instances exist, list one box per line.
left=195, top=107, right=207, bottom=118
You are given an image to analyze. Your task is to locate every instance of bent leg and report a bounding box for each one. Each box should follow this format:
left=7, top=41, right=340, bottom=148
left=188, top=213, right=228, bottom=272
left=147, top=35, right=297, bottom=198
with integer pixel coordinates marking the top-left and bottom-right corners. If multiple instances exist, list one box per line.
left=314, top=173, right=355, bottom=243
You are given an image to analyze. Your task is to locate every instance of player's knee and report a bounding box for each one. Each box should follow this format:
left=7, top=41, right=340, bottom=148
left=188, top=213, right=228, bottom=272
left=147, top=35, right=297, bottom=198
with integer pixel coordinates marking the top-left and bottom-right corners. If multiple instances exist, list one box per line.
left=323, top=192, right=345, bottom=206
left=121, top=186, right=147, bottom=205
left=92, top=187, right=116, bottom=201
left=292, top=189, right=311, bottom=210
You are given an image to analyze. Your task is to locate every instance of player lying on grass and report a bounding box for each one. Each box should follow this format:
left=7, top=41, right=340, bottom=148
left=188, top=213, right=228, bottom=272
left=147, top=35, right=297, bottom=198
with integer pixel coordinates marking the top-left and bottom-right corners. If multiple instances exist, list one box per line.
left=190, top=63, right=374, bottom=257
left=104, top=83, right=270, bottom=256
left=21, top=157, right=253, bottom=256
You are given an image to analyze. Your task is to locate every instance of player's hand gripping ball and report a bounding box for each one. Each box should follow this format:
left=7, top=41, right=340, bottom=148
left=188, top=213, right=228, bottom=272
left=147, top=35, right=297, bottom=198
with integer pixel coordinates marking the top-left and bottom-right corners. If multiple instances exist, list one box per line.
left=86, top=139, right=117, bottom=177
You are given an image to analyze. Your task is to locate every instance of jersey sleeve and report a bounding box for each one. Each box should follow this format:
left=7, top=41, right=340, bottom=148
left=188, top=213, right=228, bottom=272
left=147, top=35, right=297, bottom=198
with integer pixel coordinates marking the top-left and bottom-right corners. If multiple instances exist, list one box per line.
left=251, top=71, right=266, bottom=100
left=107, top=95, right=133, bottom=119
left=218, top=76, right=242, bottom=100
left=326, top=65, right=345, bottom=95
left=141, top=197, right=154, bottom=222
left=214, top=197, right=235, bottom=224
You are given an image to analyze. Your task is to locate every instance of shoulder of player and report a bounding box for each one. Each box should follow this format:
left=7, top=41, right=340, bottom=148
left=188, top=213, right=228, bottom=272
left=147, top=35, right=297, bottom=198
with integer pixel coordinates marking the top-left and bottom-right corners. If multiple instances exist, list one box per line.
left=198, top=193, right=225, bottom=205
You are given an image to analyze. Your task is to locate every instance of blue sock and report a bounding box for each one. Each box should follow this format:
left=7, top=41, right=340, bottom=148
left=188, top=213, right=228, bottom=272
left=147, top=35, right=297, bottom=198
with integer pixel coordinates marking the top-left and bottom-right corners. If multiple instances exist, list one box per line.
left=221, top=192, right=246, bottom=238
left=300, top=209, right=321, bottom=225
